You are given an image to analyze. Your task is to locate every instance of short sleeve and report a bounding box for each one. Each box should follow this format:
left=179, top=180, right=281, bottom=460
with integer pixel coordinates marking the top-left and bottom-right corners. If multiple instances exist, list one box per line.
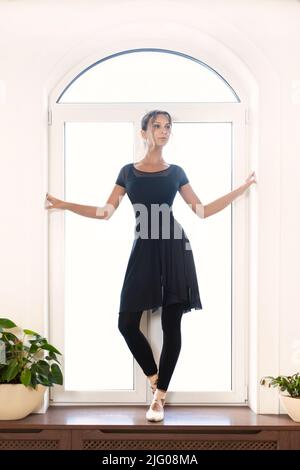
left=115, top=165, right=126, bottom=188
left=178, top=166, right=189, bottom=189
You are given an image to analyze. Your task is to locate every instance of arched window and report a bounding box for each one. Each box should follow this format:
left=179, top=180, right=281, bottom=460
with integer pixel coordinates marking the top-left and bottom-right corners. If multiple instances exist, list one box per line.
left=57, top=49, right=240, bottom=103
left=50, top=49, right=246, bottom=405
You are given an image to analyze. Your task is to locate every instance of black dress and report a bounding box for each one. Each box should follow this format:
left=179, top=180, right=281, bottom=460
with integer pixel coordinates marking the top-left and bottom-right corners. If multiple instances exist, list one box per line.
left=115, top=163, right=203, bottom=315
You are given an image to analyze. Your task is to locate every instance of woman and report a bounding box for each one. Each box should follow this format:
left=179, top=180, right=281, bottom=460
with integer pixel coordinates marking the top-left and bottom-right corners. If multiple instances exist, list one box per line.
left=45, top=109, right=257, bottom=422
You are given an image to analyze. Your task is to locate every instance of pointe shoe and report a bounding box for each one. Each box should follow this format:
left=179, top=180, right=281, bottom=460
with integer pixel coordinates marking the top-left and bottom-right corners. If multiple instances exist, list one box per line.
left=147, top=373, right=158, bottom=395
left=146, top=390, right=166, bottom=422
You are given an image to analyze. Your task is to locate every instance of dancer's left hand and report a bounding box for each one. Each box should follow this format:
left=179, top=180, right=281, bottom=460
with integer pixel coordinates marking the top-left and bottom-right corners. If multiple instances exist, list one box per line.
left=245, top=171, right=257, bottom=186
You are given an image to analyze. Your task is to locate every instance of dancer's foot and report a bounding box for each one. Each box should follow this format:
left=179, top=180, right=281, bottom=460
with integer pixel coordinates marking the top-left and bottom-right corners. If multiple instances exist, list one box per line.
left=146, top=388, right=167, bottom=422
left=147, top=373, right=158, bottom=395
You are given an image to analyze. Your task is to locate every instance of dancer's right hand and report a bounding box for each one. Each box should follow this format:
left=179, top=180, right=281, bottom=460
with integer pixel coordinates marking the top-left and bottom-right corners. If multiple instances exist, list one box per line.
left=45, top=193, right=66, bottom=210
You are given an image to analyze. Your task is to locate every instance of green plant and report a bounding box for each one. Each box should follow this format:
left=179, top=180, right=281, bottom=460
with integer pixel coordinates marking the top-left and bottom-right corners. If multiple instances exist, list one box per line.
left=0, top=318, right=63, bottom=389
left=260, top=373, right=300, bottom=398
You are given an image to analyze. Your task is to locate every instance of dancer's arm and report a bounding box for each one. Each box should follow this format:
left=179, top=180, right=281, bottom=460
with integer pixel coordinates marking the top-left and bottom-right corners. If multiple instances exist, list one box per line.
left=179, top=171, right=257, bottom=219
left=45, top=184, right=126, bottom=220
left=179, top=183, right=205, bottom=219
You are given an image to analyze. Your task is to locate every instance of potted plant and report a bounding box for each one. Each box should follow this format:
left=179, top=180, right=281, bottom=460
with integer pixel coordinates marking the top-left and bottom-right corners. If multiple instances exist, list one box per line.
left=260, top=373, right=300, bottom=422
left=0, top=318, right=63, bottom=420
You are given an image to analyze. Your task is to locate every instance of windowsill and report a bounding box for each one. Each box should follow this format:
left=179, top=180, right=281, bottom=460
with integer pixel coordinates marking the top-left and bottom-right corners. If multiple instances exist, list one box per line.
left=1, top=405, right=299, bottom=429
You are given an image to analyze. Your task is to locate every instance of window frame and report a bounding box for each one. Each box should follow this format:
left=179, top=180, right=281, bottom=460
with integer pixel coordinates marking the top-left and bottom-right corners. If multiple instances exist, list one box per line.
left=48, top=101, right=248, bottom=405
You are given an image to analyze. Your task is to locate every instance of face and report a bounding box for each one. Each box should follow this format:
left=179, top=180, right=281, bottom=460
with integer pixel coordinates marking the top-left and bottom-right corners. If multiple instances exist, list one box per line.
left=141, top=114, right=172, bottom=150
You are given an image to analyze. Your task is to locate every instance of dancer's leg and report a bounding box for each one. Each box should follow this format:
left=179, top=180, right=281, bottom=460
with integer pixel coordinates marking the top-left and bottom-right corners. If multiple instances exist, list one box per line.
left=156, top=302, right=184, bottom=391
left=146, top=303, right=184, bottom=421
left=118, top=310, right=158, bottom=377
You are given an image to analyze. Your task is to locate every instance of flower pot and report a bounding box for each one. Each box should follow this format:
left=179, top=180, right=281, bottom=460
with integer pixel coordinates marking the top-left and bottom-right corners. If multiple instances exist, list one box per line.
left=280, top=395, right=300, bottom=422
left=0, top=384, right=46, bottom=420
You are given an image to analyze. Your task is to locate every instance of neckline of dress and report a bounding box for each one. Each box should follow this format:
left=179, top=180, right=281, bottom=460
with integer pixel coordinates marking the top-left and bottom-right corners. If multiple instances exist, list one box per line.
left=132, top=163, right=172, bottom=173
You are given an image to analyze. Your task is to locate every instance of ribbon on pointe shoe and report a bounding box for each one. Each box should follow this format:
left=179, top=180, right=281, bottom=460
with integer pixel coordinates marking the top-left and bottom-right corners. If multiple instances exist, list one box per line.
left=146, top=389, right=167, bottom=422
left=147, top=373, right=158, bottom=395
left=151, top=389, right=167, bottom=410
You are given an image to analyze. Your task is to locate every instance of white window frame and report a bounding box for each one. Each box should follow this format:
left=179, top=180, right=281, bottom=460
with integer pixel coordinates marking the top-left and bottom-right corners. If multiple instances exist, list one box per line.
left=48, top=100, right=248, bottom=405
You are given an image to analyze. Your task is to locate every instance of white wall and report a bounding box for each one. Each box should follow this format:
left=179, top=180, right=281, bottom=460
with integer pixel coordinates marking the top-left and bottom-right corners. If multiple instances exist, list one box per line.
left=0, top=0, right=299, bottom=413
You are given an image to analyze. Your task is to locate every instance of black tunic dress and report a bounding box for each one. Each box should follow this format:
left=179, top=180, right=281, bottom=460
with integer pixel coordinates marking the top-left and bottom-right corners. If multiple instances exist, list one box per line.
left=115, top=163, right=203, bottom=315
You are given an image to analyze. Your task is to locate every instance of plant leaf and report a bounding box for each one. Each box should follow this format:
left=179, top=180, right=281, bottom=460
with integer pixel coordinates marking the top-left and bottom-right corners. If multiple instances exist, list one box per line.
left=50, top=363, right=63, bottom=385
left=35, top=361, right=50, bottom=378
left=1, top=332, right=19, bottom=342
left=41, top=344, right=62, bottom=355
left=21, top=368, right=31, bottom=386
left=23, top=329, right=41, bottom=337
left=0, top=319, right=17, bottom=329
left=3, top=358, right=19, bottom=382
left=36, top=375, right=52, bottom=386
left=29, top=344, right=39, bottom=354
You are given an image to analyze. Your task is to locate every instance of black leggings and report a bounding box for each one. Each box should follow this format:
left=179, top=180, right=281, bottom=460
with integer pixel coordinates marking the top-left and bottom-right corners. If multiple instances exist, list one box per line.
left=118, top=303, right=184, bottom=391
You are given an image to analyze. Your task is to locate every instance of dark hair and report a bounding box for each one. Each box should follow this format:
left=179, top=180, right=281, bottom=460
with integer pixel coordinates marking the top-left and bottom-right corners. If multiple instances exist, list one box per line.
left=141, top=110, right=172, bottom=131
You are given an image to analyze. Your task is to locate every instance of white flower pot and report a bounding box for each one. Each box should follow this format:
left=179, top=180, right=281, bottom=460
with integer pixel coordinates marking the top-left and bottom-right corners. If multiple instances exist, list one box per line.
left=0, top=384, right=46, bottom=420
left=280, top=395, right=300, bottom=422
